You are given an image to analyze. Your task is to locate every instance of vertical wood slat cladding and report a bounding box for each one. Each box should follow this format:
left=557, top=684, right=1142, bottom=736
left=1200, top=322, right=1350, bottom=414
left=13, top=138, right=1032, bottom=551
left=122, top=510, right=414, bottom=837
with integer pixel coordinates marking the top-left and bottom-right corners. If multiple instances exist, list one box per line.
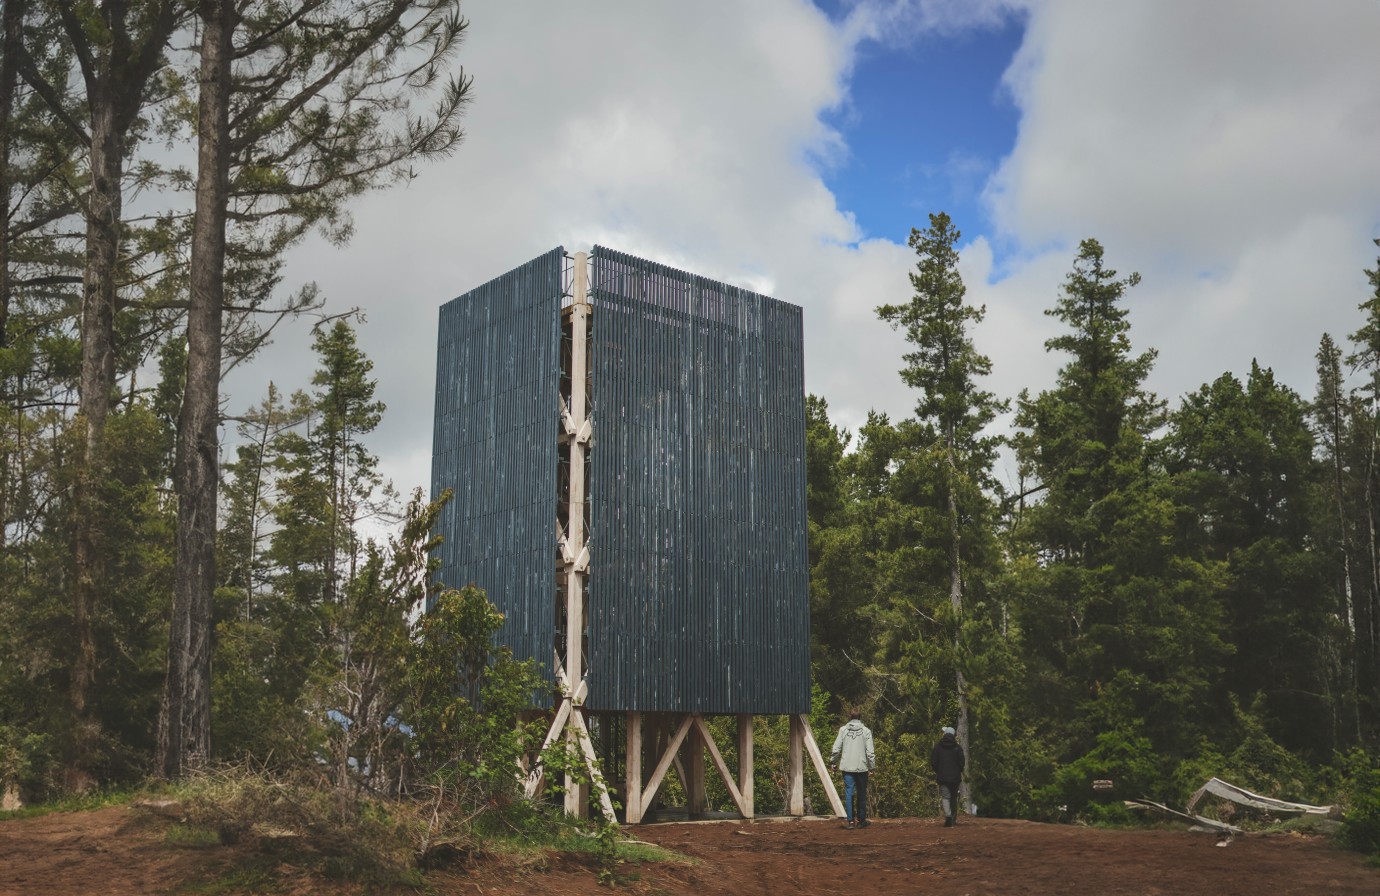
left=586, top=247, right=810, bottom=715
left=430, top=248, right=564, bottom=702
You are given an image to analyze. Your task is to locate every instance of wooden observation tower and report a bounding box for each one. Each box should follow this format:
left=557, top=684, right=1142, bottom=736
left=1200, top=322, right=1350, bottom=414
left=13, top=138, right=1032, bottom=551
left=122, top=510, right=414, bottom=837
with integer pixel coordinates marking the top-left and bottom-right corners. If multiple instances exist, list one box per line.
left=431, top=247, right=842, bottom=823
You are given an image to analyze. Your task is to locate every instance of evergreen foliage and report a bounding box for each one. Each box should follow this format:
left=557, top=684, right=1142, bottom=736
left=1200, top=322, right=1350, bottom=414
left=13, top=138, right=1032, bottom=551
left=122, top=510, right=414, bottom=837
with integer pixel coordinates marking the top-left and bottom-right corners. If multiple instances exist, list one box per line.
left=802, top=225, right=1378, bottom=833
left=1, top=7, right=1378, bottom=853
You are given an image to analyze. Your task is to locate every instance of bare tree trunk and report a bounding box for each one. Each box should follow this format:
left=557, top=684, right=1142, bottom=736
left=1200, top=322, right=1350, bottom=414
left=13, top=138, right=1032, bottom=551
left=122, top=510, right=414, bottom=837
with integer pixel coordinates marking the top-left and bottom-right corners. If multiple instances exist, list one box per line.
left=945, top=441, right=972, bottom=815
left=0, top=0, right=19, bottom=353
left=13, top=0, right=182, bottom=787
left=1322, top=367, right=1360, bottom=739
left=67, top=82, right=123, bottom=787
left=1367, top=427, right=1380, bottom=721
left=0, top=0, right=23, bottom=553
left=159, top=0, right=234, bottom=778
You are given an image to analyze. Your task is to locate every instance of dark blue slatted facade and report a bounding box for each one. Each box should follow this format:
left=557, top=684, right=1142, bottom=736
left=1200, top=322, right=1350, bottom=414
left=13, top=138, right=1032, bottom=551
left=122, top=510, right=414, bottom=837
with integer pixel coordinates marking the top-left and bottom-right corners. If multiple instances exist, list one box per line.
left=585, top=247, right=810, bottom=715
left=431, top=248, right=564, bottom=697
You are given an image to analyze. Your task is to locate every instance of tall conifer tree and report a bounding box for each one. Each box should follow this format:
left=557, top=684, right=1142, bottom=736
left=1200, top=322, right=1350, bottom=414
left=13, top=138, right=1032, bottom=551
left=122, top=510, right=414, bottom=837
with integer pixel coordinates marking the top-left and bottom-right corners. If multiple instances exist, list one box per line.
left=877, top=212, right=1006, bottom=811
left=1009, top=239, right=1228, bottom=756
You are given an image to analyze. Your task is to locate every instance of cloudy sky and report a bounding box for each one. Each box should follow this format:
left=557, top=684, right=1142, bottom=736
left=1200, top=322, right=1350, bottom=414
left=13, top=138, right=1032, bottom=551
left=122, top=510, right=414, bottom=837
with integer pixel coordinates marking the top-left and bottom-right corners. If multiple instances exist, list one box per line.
left=225, top=0, right=1380, bottom=498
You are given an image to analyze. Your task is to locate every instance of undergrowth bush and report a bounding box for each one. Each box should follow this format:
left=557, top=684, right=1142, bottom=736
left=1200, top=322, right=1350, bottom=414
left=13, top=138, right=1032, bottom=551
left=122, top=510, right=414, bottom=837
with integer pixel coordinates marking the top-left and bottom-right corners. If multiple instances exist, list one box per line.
left=180, top=765, right=424, bottom=883
left=1032, top=725, right=1164, bottom=822
left=1337, top=766, right=1380, bottom=860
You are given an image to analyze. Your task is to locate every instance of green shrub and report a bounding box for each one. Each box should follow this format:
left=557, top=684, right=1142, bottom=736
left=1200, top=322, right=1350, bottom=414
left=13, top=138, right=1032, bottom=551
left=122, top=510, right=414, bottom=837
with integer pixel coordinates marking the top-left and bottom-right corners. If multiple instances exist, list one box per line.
left=180, top=765, right=422, bottom=883
left=1337, top=768, right=1380, bottom=859
left=1034, top=725, right=1165, bottom=821
left=0, top=726, right=53, bottom=806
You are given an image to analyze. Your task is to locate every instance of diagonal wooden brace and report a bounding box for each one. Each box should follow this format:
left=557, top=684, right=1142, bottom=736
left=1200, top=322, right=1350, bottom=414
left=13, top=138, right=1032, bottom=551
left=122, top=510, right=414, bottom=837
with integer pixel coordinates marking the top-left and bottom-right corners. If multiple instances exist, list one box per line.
left=797, top=714, right=846, bottom=818
left=691, top=715, right=751, bottom=818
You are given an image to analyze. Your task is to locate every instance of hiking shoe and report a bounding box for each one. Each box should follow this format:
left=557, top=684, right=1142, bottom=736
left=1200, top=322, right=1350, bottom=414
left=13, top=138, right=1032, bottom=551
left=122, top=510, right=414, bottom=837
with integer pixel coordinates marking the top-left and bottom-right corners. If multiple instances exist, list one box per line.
left=843, top=821, right=854, bottom=829
left=857, top=819, right=871, bottom=828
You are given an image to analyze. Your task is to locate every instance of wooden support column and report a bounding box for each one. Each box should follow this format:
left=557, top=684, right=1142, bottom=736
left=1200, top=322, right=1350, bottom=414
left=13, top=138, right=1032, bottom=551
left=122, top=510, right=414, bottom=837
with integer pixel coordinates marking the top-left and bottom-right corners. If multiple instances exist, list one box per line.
left=625, top=711, right=643, bottom=824
left=563, top=252, right=591, bottom=818
left=738, top=714, right=754, bottom=819
left=788, top=715, right=805, bottom=816
left=685, top=721, right=706, bottom=816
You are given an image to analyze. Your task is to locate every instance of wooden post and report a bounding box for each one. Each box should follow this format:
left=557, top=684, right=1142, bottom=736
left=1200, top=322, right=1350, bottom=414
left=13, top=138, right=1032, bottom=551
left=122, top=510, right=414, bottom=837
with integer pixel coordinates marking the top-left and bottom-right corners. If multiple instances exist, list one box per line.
left=685, top=717, right=706, bottom=816
left=563, top=252, right=590, bottom=818
left=788, top=714, right=804, bottom=816
left=625, top=711, right=643, bottom=824
left=738, top=714, right=754, bottom=819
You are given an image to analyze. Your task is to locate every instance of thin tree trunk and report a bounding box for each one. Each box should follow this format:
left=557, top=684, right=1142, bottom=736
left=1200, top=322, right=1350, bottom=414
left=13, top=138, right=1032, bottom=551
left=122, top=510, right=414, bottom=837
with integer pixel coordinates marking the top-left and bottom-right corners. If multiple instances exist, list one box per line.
left=945, top=440, right=972, bottom=816
left=0, top=0, right=23, bottom=552
left=1367, top=440, right=1380, bottom=721
left=159, top=0, right=234, bottom=778
left=1324, top=372, right=1359, bottom=739
left=245, top=387, right=276, bottom=619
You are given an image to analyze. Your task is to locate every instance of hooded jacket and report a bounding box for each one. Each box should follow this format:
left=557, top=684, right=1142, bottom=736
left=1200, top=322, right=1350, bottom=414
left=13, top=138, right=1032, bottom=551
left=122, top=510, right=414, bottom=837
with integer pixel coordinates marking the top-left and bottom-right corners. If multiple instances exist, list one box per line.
left=930, top=732, right=966, bottom=784
left=830, top=719, right=876, bottom=773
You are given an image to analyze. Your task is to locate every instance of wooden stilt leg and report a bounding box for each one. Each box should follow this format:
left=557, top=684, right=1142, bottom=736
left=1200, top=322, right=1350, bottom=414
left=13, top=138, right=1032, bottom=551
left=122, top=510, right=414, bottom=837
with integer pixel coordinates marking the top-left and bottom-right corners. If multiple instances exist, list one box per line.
left=686, top=716, right=706, bottom=816
left=625, top=711, right=643, bottom=824
left=563, top=726, right=582, bottom=814
left=738, top=714, right=754, bottom=820
left=788, top=715, right=804, bottom=816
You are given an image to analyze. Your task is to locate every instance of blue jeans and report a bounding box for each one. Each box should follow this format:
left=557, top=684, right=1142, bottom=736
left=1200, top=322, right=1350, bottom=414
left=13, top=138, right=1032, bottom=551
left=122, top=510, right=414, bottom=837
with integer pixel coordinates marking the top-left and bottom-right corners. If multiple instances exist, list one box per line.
left=843, top=771, right=869, bottom=823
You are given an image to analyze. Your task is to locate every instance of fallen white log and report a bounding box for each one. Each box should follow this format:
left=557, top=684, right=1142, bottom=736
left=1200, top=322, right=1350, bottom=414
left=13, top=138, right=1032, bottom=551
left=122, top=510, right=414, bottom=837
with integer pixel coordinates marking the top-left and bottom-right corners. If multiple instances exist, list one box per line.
left=1124, top=798, right=1242, bottom=835
left=1185, top=778, right=1333, bottom=817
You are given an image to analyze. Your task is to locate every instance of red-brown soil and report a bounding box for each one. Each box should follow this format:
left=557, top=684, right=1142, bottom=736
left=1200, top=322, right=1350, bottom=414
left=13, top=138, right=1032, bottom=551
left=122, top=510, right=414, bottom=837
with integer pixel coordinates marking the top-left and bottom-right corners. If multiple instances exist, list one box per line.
left=2, top=807, right=1377, bottom=895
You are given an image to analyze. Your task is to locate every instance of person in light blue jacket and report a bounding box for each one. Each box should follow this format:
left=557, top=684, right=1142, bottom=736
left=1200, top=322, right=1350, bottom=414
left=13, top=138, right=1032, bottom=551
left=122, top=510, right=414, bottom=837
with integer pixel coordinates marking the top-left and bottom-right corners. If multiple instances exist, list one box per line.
left=829, top=710, right=876, bottom=829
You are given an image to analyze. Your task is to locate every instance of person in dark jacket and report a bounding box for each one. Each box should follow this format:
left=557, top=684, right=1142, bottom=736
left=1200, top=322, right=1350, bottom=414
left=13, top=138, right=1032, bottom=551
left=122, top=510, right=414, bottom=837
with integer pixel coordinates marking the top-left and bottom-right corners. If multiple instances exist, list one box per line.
left=930, top=725, right=965, bottom=826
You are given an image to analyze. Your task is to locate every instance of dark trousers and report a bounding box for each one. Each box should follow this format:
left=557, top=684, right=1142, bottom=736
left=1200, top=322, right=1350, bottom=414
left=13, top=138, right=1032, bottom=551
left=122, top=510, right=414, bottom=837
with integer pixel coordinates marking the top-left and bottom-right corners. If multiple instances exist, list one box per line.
left=843, top=771, right=869, bottom=823
left=939, top=781, right=959, bottom=819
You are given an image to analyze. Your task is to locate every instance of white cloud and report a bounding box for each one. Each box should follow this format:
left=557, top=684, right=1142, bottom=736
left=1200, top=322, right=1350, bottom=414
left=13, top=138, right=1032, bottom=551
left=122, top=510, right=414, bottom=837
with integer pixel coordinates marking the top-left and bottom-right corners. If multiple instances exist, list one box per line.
left=224, top=0, right=1380, bottom=505
left=989, top=1, right=1380, bottom=262
left=839, top=0, right=1025, bottom=46
left=982, top=0, right=1380, bottom=409
left=227, top=0, right=894, bottom=495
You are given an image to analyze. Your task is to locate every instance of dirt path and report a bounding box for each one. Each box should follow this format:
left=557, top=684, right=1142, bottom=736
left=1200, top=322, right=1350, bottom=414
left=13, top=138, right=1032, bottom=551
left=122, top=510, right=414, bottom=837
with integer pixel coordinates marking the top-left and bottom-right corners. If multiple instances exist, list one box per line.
left=3, top=809, right=1377, bottom=895
left=0, top=806, right=217, bottom=896
left=627, top=815, right=1380, bottom=895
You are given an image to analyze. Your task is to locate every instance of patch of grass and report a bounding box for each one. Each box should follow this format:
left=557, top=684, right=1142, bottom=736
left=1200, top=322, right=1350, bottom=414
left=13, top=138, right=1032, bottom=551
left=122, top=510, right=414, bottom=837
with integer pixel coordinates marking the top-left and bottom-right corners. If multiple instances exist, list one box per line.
left=0, top=787, right=141, bottom=821
left=165, top=823, right=223, bottom=848
left=177, top=857, right=281, bottom=894
left=482, top=821, right=691, bottom=867
left=616, top=840, right=688, bottom=865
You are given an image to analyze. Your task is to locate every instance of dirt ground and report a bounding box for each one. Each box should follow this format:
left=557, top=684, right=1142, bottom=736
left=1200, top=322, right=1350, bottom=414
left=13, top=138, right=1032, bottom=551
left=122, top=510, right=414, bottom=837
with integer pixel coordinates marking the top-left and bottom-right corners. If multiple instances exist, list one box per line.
left=2, top=806, right=1377, bottom=896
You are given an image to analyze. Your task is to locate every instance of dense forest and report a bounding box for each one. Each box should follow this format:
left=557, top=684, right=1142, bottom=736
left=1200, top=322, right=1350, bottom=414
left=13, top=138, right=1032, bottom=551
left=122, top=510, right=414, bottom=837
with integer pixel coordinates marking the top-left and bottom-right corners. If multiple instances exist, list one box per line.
left=809, top=216, right=1380, bottom=823
left=0, top=0, right=1377, bottom=850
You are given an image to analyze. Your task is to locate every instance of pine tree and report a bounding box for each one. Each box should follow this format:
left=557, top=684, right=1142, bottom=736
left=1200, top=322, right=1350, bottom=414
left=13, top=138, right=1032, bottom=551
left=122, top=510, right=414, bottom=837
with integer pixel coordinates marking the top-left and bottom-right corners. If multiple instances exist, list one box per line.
left=1010, top=239, right=1228, bottom=757
left=160, top=0, right=470, bottom=775
left=266, top=320, right=386, bottom=635
left=10, top=0, right=184, bottom=784
left=876, top=212, right=1006, bottom=812
left=1167, top=364, right=1338, bottom=755
left=1343, top=239, right=1380, bottom=734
